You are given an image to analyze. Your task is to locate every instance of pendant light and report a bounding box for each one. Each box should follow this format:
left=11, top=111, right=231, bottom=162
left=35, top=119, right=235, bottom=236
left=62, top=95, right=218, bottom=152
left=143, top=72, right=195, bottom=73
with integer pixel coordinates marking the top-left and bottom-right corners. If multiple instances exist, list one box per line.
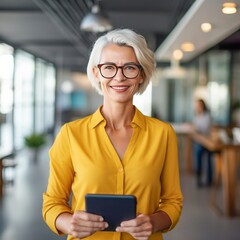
left=80, top=2, right=113, bottom=33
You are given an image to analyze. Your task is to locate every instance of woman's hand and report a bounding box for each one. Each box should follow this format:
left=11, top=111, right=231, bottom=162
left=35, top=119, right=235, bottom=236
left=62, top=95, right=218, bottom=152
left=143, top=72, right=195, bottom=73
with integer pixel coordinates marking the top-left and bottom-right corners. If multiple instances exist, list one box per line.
left=56, top=211, right=108, bottom=239
left=116, top=211, right=171, bottom=240
left=116, top=214, right=153, bottom=240
left=69, top=211, right=108, bottom=238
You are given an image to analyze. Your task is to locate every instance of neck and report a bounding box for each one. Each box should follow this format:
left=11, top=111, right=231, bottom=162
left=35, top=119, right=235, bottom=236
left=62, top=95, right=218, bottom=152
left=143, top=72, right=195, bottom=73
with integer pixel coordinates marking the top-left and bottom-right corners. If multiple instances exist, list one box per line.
left=101, top=103, right=135, bottom=130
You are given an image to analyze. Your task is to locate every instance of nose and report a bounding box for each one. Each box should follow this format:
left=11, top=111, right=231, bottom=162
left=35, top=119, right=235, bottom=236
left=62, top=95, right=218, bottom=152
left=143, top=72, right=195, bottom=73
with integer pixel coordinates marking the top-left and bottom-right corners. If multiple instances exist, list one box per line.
left=114, top=67, right=125, bottom=81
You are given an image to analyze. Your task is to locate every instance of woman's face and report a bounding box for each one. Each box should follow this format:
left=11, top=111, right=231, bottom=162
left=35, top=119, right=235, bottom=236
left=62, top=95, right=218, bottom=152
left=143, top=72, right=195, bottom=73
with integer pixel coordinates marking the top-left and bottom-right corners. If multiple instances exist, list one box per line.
left=94, top=44, right=144, bottom=104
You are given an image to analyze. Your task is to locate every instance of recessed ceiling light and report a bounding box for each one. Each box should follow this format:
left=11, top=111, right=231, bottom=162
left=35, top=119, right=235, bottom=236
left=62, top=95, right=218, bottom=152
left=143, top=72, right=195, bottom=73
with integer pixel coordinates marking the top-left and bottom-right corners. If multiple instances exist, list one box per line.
left=181, top=42, right=195, bottom=52
left=201, top=23, right=212, bottom=32
left=222, top=2, right=237, bottom=14
left=173, top=49, right=183, bottom=60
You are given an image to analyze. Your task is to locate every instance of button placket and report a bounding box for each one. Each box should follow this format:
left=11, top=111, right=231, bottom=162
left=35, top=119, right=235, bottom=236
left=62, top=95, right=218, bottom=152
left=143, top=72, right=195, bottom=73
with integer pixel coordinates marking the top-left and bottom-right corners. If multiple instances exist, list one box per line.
left=116, top=165, right=124, bottom=194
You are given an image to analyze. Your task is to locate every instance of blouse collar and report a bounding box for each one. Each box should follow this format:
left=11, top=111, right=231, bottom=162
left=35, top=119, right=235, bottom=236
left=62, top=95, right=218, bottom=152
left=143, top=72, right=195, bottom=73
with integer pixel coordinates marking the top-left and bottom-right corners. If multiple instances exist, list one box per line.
left=90, top=105, right=146, bottom=130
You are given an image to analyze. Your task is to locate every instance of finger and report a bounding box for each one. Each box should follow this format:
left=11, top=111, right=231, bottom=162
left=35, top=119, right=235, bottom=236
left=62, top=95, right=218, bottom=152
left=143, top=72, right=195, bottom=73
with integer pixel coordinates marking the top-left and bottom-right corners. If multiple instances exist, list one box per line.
left=73, top=211, right=104, bottom=222
left=116, top=221, right=152, bottom=235
left=71, top=212, right=108, bottom=230
left=70, top=221, right=108, bottom=238
left=71, top=229, right=99, bottom=239
left=71, top=216, right=108, bottom=230
left=120, top=214, right=149, bottom=227
left=116, top=225, right=140, bottom=234
left=71, top=224, right=107, bottom=233
left=72, top=218, right=108, bottom=229
left=116, top=226, right=152, bottom=240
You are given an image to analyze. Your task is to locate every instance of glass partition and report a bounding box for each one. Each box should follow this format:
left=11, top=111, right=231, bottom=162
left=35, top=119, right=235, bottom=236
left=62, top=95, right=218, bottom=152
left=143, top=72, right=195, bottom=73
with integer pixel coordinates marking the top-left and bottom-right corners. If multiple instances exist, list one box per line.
left=0, top=43, right=14, bottom=151
left=35, top=59, right=56, bottom=135
left=208, top=51, right=231, bottom=126
left=44, top=63, right=56, bottom=133
left=0, top=43, right=56, bottom=150
left=14, top=50, right=35, bottom=148
left=35, top=59, right=46, bottom=133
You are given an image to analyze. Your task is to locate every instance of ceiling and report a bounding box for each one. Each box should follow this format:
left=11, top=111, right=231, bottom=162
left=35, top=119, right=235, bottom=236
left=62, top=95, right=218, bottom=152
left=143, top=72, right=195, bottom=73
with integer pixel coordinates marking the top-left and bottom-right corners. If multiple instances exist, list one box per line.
left=0, top=0, right=239, bottom=73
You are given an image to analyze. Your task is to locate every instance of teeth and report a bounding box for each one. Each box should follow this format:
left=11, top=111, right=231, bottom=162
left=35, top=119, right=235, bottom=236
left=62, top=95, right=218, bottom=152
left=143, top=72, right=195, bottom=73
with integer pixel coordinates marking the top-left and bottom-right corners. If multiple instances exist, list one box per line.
left=111, top=86, right=128, bottom=90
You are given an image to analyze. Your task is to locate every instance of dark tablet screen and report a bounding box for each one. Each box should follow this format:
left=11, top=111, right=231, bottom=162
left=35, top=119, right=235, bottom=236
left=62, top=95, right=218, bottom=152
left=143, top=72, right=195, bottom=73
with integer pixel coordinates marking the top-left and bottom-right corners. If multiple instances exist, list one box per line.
left=85, top=194, right=137, bottom=231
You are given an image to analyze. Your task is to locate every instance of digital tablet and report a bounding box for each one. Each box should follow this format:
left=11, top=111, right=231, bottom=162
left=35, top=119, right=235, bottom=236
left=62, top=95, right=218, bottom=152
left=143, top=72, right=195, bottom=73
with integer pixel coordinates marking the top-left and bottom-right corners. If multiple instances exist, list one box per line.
left=85, top=194, right=137, bottom=231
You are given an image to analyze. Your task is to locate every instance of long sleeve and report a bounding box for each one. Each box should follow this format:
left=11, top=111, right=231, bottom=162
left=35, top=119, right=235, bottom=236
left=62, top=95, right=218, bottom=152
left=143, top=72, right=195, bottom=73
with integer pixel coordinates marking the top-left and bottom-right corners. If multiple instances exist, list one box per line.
left=42, top=124, right=74, bottom=234
left=157, top=125, right=183, bottom=231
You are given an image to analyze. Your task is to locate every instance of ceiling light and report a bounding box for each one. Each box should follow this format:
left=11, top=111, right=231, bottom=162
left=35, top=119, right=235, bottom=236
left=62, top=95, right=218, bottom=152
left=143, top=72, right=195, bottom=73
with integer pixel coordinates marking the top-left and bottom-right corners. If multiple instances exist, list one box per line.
left=201, top=23, right=212, bottom=33
left=222, top=2, right=237, bottom=14
left=181, top=42, right=195, bottom=52
left=80, top=4, right=113, bottom=32
left=173, top=49, right=183, bottom=60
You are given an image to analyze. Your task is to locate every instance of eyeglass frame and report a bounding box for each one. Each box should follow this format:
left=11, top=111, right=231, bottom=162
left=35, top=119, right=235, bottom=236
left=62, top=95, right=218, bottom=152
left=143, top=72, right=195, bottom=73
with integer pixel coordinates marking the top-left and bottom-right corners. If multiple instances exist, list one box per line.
left=97, top=62, right=143, bottom=79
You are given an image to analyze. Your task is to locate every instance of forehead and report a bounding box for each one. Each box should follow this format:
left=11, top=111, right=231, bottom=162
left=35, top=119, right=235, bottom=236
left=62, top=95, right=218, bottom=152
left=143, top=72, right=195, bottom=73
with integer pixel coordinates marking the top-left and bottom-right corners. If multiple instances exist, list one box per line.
left=100, top=44, right=138, bottom=63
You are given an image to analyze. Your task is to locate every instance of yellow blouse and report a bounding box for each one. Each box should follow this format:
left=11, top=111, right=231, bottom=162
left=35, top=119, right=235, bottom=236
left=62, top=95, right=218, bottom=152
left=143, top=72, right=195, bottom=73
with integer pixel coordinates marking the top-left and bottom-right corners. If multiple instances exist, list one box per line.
left=42, top=106, right=183, bottom=240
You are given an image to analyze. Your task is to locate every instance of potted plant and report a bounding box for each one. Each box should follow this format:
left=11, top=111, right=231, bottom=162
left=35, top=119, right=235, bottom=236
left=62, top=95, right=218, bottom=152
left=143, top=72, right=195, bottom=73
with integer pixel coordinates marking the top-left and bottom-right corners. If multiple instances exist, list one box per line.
left=24, top=133, right=46, bottom=162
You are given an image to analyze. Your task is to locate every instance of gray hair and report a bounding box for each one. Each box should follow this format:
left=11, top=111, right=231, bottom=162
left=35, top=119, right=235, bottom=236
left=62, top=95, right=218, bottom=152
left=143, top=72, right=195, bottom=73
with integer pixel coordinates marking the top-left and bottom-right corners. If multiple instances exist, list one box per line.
left=87, top=29, right=156, bottom=95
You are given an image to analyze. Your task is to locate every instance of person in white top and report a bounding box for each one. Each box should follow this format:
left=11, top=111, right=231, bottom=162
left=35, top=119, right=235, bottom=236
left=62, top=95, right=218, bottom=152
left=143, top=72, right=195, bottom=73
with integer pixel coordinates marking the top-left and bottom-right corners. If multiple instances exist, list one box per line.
left=193, top=99, right=212, bottom=187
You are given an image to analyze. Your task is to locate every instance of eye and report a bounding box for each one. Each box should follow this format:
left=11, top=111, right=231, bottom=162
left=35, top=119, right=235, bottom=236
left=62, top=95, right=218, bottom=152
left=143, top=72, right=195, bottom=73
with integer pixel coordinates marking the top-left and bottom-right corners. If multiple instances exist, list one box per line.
left=124, top=65, right=138, bottom=71
left=103, top=64, right=115, bottom=70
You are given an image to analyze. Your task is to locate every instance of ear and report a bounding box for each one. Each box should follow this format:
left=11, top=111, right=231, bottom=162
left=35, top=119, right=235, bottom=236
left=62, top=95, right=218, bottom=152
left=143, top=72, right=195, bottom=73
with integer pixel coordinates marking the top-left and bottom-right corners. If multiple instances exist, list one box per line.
left=139, top=70, right=145, bottom=84
left=139, top=74, right=144, bottom=84
left=93, top=67, right=100, bottom=82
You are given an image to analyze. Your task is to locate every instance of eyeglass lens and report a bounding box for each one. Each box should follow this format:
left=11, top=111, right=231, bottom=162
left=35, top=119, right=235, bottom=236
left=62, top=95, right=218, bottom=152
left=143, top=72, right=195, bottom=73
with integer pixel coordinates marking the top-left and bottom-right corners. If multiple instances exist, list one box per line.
left=98, top=64, right=141, bottom=79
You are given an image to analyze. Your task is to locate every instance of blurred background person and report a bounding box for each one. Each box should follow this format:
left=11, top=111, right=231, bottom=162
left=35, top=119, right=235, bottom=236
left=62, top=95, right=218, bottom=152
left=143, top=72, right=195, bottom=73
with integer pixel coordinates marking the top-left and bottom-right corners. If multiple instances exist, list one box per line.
left=192, top=99, right=212, bottom=187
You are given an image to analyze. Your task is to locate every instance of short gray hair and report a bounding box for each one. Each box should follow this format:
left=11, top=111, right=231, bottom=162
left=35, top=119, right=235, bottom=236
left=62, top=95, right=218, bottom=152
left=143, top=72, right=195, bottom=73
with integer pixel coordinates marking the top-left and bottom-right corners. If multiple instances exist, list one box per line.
left=87, top=29, right=156, bottom=95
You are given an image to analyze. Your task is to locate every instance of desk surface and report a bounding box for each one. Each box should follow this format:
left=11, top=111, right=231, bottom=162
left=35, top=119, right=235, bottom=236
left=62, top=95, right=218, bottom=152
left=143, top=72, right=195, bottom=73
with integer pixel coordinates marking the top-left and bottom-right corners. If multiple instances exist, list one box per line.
left=172, top=123, right=240, bottom=152
left=190, top=131, right=240, bottom=152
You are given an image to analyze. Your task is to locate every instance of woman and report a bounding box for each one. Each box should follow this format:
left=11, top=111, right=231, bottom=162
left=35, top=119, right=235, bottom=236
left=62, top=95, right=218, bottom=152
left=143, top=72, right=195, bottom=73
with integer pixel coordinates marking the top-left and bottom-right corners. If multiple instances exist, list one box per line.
left=193, top=99, right=212, bottom=187
left=42, top=29, right=183, bottom=240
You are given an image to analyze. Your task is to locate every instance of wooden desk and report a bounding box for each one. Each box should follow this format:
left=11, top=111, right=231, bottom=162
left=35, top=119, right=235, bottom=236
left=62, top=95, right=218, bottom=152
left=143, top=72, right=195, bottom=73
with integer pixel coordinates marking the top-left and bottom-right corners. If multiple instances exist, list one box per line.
left=188, top=132, right=240, bottom=217
left=0, top=149, right=14, bottom=198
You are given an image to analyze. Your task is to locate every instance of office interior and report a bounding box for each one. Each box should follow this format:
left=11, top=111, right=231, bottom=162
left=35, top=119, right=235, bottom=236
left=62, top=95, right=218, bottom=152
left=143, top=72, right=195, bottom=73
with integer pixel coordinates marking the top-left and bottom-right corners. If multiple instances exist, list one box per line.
left=0, top=0, right=240, bottom=239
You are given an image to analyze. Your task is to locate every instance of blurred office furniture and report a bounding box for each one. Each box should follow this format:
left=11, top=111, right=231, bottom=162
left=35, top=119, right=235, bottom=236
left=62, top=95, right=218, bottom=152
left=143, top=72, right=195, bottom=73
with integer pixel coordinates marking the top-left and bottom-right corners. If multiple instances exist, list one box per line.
left=173, top=123, right=240, bottom=217
left=0, top=150, right=15, bottom=197
left=2, top=156, right=17, bottom=185
left=187, top=127, right=240, bottom=217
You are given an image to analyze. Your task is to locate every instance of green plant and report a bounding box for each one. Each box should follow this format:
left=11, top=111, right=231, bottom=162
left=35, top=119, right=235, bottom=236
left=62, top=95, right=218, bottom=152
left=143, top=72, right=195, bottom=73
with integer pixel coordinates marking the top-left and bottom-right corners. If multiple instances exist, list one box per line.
left=24, top=133, right=46, bottom=148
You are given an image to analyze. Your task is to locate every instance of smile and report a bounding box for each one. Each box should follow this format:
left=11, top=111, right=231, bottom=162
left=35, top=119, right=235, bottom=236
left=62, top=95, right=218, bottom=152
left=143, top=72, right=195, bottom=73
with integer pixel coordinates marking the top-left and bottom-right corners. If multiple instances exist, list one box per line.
left=111, top=86, right=129, bottom=90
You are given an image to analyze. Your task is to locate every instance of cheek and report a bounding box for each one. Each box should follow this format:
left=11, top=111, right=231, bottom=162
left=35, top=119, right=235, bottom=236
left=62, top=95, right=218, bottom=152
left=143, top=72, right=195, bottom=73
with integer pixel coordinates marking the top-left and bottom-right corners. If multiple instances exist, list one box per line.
left=99, top=80, right=109, bottom=91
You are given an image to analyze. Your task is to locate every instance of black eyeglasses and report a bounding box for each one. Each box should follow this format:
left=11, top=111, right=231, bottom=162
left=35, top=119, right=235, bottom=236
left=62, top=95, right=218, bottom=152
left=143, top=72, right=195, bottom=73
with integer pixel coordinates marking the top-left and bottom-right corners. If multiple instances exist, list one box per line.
left=97, top=63, right=142, bottom=79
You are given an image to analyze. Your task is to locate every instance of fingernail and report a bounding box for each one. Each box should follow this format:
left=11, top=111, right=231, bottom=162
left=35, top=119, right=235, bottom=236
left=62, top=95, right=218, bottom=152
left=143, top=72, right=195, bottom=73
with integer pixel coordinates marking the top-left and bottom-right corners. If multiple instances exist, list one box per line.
left=105, top=223, right=109, bottom=228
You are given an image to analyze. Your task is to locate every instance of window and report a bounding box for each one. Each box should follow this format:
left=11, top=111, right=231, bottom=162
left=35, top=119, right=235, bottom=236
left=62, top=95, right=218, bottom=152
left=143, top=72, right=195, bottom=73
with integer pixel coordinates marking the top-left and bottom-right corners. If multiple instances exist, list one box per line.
left=14, top=50, right=35, bottom=148
left=0, top=43, right=14, bottom=150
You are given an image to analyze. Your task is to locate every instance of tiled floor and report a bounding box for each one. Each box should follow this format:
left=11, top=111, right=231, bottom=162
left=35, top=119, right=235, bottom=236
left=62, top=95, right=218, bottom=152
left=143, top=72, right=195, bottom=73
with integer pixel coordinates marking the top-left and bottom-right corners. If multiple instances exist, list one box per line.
left=0, top=146, right=240, bottom=240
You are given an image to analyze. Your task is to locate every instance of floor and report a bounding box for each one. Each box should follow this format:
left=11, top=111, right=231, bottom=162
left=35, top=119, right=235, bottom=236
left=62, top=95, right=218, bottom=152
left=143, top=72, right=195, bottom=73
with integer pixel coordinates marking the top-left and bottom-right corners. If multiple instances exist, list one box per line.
left=0, top=145, right=240, bottom=240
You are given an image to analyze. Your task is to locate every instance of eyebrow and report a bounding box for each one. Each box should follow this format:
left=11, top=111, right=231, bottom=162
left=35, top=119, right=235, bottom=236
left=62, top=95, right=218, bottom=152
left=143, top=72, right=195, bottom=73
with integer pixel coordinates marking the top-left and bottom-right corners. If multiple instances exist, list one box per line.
left=99, top=62, right=140, bottom=65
